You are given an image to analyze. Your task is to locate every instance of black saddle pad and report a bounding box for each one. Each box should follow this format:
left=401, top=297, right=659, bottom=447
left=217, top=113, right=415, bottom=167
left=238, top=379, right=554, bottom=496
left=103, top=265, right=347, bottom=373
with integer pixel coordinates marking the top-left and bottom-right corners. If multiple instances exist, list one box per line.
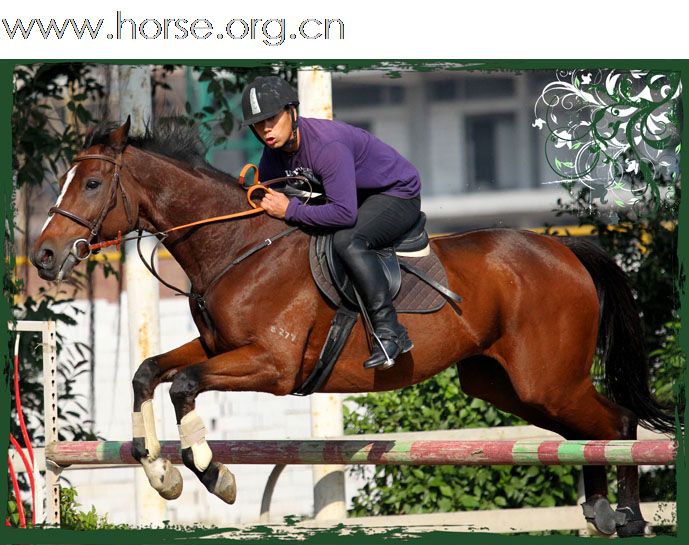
left=309, top=235, right=448, bottom=314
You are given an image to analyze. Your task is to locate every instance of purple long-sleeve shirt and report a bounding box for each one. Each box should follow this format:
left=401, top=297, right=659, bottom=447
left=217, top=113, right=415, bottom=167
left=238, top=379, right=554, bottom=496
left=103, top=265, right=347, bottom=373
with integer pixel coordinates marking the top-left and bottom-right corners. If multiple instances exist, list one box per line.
left=258, top=117, right=421, bottom=227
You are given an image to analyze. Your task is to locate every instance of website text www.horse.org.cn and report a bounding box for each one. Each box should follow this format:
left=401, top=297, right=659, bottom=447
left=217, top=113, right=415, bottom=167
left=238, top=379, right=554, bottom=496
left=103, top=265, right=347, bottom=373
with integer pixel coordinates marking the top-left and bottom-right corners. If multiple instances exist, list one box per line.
left=1, top=11, right=345, bottom=46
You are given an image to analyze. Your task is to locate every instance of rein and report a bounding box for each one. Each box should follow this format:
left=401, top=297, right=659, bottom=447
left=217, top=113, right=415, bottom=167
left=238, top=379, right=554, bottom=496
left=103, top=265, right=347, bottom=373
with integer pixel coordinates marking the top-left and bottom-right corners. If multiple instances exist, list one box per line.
left=131, top=163, right=302, bottom=305
left=137, top=225, right=300, bottom=303
left=87, top=163, right=305, bottom=254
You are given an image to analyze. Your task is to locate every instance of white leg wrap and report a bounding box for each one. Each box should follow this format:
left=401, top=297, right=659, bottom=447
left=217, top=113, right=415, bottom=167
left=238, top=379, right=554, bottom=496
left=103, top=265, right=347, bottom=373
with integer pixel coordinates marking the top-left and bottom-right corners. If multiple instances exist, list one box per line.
left=179, top=410, right=212, bottom=472
left=132, top=411, right=145, bottom=437
left=139, top=399, right=161, bottom=460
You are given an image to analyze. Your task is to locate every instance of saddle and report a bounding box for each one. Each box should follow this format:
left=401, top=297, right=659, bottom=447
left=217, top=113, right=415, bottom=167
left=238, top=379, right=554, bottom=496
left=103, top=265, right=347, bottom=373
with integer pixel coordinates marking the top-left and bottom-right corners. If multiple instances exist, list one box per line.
left=294, top=213, right=463, bottom=396
left=310, top=213, right=459, bottom=313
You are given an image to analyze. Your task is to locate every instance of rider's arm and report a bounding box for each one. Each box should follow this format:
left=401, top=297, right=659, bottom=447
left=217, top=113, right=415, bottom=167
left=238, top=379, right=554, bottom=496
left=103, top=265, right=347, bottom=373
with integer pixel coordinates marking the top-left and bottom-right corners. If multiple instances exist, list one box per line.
left=284, top=141, right=357, bottom=228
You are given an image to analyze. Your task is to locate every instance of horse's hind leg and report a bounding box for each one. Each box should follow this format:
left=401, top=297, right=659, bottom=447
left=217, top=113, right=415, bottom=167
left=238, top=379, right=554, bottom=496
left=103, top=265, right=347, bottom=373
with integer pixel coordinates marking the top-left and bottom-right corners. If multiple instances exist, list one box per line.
left=568, top=388, right=645, bottom=536
left=167, top=343, right=288, bottom=505
left=131, top=337, right=210, bottom=500
left=458, top=357, right=578, bottom=436
left=458, top=357, right=645, bottom=536
left=515, top=376, right=645, bottom=536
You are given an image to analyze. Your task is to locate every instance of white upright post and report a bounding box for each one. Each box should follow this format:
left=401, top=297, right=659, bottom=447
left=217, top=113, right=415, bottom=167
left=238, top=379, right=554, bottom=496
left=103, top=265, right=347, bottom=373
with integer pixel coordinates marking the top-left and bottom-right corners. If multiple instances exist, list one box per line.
left=41, top=320, right=59, bottom=526
left=118, top=65, right=167, bottom=526
left=297, top=67, right=347, bottom=521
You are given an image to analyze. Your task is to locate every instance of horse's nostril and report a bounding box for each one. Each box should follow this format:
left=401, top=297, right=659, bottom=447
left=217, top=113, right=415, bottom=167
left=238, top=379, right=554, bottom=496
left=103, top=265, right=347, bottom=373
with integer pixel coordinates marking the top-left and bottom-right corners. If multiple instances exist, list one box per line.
left=38, top=248, right=55, bottom=268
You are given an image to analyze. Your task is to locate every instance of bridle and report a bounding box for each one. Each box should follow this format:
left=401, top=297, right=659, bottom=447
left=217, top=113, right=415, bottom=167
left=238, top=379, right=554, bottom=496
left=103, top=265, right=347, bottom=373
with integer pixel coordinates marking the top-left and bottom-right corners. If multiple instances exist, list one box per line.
left=49, top=151, right=136, bottom=261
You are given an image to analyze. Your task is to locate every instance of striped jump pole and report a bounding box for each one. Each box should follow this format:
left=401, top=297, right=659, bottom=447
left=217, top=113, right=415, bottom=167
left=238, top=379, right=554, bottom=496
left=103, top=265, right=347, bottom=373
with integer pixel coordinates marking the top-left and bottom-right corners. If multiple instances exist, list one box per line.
left=46, top=439, right=677, bottom=467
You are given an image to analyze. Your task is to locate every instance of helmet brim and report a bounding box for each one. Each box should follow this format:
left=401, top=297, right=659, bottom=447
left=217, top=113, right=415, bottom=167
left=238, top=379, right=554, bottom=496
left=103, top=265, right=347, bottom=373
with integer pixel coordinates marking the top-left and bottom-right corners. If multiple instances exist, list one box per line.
left=241, top=108, right=283, bottom=128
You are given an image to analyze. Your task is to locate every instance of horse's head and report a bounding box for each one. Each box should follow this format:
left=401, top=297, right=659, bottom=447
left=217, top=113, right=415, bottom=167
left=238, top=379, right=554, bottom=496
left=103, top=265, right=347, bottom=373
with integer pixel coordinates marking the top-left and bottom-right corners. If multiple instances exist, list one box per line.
left=31, top=117, right=139, bottom=281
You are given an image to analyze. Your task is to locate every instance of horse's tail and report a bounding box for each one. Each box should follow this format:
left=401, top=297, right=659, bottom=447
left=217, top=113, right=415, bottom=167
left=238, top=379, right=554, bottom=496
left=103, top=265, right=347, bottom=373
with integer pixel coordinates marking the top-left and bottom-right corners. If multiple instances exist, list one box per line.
left=563, top=237, right=678, bottom=435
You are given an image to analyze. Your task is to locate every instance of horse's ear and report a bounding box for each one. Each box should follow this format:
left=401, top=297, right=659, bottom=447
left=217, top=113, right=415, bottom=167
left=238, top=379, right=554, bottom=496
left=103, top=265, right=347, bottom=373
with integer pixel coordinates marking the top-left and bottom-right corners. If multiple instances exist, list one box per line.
left=108, top=116, right=131, bottom=151
left=83, top=125, right=96, bottom=148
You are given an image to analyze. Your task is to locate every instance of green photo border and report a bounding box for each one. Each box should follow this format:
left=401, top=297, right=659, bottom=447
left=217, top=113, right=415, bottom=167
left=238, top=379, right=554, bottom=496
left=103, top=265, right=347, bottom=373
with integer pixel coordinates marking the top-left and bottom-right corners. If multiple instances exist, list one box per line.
left=1, top=58, right=687, bottom=544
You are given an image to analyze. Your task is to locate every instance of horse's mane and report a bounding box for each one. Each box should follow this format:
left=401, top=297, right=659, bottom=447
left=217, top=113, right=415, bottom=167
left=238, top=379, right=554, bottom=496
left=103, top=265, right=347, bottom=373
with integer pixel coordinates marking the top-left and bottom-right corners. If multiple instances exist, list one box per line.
left=84, top=118, right=223, bottom=173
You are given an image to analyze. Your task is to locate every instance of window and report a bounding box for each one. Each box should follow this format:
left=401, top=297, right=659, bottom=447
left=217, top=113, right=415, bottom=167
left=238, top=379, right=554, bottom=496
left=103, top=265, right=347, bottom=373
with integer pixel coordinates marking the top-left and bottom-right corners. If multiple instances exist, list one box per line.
left=464, top=76, right=515, bottom=99
left=465, top=113, right=518, bottom=192
left=333, top=84, right=405, bottom=108
left=427, top=80, right=456, bottom=101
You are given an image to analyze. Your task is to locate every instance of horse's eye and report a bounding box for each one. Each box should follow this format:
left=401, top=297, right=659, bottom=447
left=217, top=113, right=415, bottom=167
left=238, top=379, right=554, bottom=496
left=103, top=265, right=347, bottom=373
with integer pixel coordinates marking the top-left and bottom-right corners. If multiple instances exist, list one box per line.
left=86, top=179, right=101, bottom=190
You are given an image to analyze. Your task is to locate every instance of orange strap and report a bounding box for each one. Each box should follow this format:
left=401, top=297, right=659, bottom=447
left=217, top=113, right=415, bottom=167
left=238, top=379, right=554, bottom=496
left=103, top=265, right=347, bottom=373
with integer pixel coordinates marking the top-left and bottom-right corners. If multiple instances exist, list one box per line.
left=165, top=207, right=265, bottom=233
left=89, top=164, right=281, bottom=252
left=238, top=163, right=259, bottom=187
left=89, top=230, right=123, bottom=251
left=166, top=163, right=274, bottom=231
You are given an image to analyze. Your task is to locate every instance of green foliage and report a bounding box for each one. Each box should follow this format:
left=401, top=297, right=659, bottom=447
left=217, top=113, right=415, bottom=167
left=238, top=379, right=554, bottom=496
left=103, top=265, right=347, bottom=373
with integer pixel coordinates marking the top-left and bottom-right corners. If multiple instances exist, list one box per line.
left=12, top=63, right=104, bottom=190
left=59, top=487, right=129, bottom=530
left=11, top=285, right=100, bottom=445
left=5, top=499, right=24, bottom=527
left=344, top=367, right=581, bottom=516
left=10, top=62, right=105, bottom=456
left=649, top=321, right=685, bottom=407
left=153, top=64, right=297, bottom=148
left=195, top=65, right=296, bottom=143
left=640, top=319, right=684, bottom=504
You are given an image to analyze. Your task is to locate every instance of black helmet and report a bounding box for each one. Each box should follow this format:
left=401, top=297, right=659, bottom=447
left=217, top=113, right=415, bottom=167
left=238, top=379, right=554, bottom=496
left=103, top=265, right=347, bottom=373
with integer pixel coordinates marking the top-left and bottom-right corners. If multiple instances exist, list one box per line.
left=241, top=76, right=299, bottom=127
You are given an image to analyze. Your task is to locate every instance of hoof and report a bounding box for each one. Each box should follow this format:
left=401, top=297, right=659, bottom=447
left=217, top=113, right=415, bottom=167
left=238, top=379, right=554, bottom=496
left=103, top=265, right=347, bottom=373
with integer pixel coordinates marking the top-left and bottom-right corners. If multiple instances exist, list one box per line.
left=210, top=462, right=237, bottom=504
left=582, top=497, right=627, bottom=536
left=615, top=507, right=647, bottom=538
left=585, top=521, right=615, bottom=538
left=617, top=520, right=648, bottom=538
left=142, top=457, right=183, bottom=500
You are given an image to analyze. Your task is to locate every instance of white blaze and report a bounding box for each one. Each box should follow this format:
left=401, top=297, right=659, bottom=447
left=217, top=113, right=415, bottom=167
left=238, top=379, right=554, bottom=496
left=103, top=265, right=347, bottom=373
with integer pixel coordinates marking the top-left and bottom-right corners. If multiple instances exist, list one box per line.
left=40, top=165, right=78, bottom=233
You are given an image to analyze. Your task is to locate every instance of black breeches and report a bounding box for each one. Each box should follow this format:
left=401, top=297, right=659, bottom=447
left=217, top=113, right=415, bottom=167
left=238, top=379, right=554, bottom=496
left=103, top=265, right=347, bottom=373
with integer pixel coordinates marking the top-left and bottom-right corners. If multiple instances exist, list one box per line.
left=332, top=194, right=420, bottom=331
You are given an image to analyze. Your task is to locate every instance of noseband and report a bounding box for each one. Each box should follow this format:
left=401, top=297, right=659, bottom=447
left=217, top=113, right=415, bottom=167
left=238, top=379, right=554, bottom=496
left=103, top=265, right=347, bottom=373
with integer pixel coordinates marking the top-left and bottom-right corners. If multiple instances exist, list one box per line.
left=49, top=152, right=135, bottom=260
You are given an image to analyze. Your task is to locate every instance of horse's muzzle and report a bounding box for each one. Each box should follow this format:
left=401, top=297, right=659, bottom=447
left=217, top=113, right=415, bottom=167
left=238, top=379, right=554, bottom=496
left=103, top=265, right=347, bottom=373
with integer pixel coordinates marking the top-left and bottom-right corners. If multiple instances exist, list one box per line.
left=31, top=241, right=82, bottom=281
left=31, top=243, right=58, bottom=280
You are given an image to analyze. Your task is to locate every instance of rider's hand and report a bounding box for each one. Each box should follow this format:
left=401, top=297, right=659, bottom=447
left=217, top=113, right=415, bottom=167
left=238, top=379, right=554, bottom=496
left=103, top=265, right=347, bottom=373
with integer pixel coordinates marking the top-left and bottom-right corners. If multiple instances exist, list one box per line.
left=260, top=189, right=290, bottom=219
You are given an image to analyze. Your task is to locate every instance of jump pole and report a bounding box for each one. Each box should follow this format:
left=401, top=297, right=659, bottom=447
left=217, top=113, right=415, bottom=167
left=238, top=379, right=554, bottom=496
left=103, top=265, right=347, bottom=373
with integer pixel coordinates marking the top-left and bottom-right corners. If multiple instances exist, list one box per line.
left=46, top=439, right=677, bottom=467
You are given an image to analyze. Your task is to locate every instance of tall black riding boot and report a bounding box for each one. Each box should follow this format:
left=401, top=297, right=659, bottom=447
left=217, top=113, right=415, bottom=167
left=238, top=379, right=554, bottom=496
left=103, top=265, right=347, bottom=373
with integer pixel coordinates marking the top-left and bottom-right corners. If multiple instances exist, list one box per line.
left=338, top=238, right=413, bottom=369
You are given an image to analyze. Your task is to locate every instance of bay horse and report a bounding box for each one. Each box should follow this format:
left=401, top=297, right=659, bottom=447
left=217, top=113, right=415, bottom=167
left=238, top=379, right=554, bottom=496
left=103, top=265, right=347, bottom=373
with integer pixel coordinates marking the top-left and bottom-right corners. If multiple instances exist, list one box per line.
left=31, top=119, right=677, bottom=536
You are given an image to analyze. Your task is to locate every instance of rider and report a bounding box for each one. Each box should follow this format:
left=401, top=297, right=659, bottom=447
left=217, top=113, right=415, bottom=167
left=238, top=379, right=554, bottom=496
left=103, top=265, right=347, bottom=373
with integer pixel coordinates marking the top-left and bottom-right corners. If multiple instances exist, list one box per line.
left=241, top=75, right=422, bottom=369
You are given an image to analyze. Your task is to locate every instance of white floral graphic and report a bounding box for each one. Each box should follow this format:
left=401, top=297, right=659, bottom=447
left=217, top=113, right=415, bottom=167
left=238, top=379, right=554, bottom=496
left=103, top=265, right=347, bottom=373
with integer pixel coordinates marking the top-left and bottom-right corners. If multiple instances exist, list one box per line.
left=534, top=70, right=681, bottom=207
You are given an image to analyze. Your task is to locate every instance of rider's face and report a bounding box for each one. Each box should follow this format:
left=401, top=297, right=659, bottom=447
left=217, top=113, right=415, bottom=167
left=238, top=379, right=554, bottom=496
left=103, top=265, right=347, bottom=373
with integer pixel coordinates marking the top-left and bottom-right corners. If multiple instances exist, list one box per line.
left=253, top=108, right=296, bottom=150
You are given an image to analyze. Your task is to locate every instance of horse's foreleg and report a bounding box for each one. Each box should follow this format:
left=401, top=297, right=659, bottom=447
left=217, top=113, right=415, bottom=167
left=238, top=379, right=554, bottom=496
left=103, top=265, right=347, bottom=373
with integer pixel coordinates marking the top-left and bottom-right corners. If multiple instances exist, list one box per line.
left=131, top=337, right=210, bottom=500
left=167, top=344, right=285, bottom=505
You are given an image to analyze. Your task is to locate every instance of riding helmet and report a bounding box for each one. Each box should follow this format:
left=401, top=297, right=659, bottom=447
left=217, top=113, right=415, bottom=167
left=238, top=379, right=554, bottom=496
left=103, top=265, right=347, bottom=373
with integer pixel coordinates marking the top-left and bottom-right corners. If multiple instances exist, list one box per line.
left=241, top=76, right=299, bottom=127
